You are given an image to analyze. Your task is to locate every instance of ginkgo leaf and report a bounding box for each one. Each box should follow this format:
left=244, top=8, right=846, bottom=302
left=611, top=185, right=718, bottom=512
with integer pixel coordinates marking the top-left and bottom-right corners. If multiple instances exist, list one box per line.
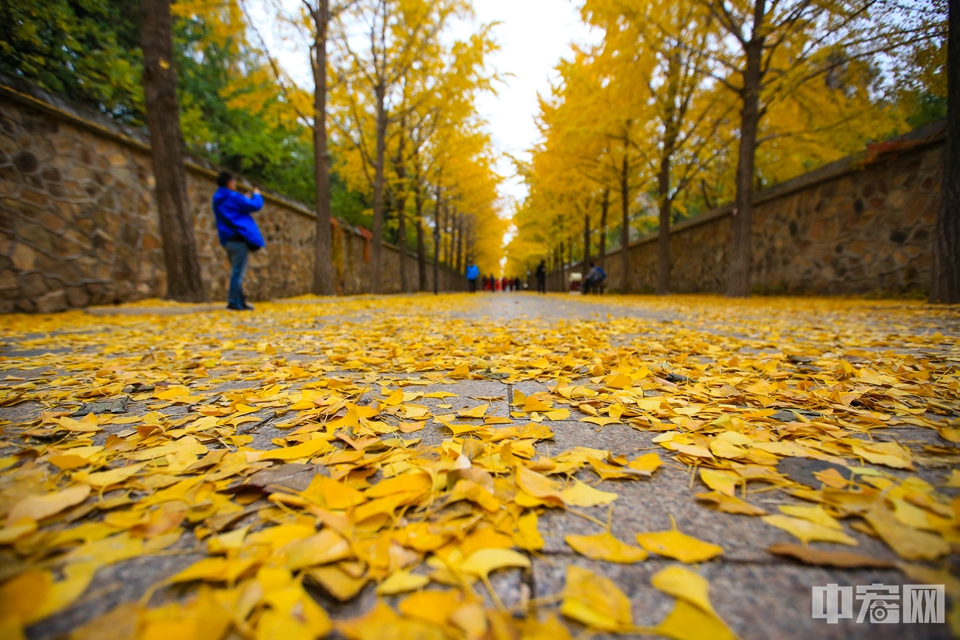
left=523, top=397, right=552, bottom=412
left=515, top=466, right=564, bottom=505
left=83, top=463, right=147, bottom=488
left=628, top=453, right=662, bottom=474
left=560, top=565, right=632, bottom=632
left=635, top=518, right=724, bottom=563
left=397, top=589, right=463, bottom=627
left=761, top=515, right=857, bottom=546
left=699, top=469, right=739, bottom=497
left=777, top=505, right=843, bottom=530
left=286, top=529, right=352, bottom=570
left=565, top=531, right=648, bottom=563
left=6, top=484, right=91, bottom=526
left=863, top=504, right=950, bottom=560
left=458, top=548, right=530, bottom=580
left=695, top=492, right=767, bottom=516
left=255, top=437, right=332, bottom=461
left=655, top=599, right=738, bottom=640
left=766, top=543, right=895, bottom=568
left=449, top=602, right=487, bottom=638
left=376, top=570, right=430, bottom=595
left=458, top=404, right=489, bottom=419
left=651, top=566, right=715, bottom=615
left=0, top=520, right=37, bottom=544
left=306, top=566, right=369, bottom=602
left=560, top=480, right=618, bottom=507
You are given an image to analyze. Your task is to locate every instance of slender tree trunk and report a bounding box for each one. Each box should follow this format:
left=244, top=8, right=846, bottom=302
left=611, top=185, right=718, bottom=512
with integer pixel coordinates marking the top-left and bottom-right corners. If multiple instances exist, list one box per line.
left=396, top=194, right=408, bottom=292
left=310, top=2, right=335, bottom=296
left=456, top=214, right=464, bottom=274
left=599, top=187, right=609, bottom=267
left=560, top=240, right=566, bottom=291
left=656, top=157, right=672, bottom=295
left=657, top=52, right=682, bottom=296
left=415, top=180, right=427, bottom=291
left=433, top=182, right=441, bottom=294
left=620, top=144, right=631, bottom=293
left=394, top=121, right=408, bottom=293
left=931, top=0, right=960, bottom=303
left=582, top=209, right=591, bottom=274
left=727, top=5, right=766, bottom=298
left=371, top=83, right=387, bottom=293
left=450, top=210, right=459, bottom=271
left=140, top=0, right=206, bottom=302
left=444, top=207, right=453, bottom=267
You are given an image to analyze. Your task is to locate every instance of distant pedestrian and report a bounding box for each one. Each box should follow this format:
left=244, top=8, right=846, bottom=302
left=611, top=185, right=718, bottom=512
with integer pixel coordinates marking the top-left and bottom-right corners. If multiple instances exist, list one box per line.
left=466, top=263, right=479, bottom=293
left=535, top=260, right=547, bottom=294
left=514, top=277, right=522, bottom=291
left=501, top=276, right=509, bottom=292
left=583, top=262, right=607, bottom=294
left=213, top=171, right=263, bottom=311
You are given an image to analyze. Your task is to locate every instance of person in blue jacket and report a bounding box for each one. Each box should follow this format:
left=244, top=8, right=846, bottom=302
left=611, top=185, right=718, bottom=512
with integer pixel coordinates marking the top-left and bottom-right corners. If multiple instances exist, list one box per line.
left=466, top=263, right=480, bottom=293
left=213, top=171, right=264, bottom=310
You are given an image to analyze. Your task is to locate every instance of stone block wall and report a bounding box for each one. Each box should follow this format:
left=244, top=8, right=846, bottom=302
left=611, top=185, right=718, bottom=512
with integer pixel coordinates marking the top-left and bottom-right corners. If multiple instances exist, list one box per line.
left=556, top=123, right=944, bottom=296
left=0, top=77, right=463, bottom=313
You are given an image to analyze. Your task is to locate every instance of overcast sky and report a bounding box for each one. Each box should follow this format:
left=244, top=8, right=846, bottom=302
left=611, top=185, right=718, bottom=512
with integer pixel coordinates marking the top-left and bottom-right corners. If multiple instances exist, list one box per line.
left=453, top=1, right=597, bottom=205
left=254, top=0, right=597, bottom=208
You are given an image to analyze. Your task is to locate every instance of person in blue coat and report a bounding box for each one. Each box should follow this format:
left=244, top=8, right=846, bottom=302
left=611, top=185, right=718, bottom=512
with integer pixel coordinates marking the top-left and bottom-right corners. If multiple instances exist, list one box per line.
left=466, top=263, right=480, bottom=293
left=213, top=171, right=264, bottom=310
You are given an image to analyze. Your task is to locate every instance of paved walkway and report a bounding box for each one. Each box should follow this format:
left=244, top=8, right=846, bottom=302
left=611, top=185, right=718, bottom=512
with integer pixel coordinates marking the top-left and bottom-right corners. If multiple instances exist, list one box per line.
left=0, top=293, right=958, bottom=639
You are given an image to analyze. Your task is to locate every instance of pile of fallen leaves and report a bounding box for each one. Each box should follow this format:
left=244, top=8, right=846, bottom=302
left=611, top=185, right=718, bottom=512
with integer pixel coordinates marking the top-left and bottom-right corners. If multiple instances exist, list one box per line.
left=0, top=294, right=958, bottom=639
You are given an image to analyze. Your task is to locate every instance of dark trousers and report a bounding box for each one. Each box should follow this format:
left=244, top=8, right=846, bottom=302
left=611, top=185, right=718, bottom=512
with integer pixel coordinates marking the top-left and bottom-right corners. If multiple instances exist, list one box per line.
left=224, top=240, right=249, bottom=308
left=536, top=276, right=546, bottom=294
left=468, top=279, right=477, bottom=293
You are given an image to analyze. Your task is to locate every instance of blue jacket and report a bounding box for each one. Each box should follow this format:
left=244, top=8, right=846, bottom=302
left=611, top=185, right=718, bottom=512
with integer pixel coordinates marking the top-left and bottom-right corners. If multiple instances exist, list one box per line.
left=213, top=187, right=265, bottom=249
left=466, top=264, right=480, bottom=280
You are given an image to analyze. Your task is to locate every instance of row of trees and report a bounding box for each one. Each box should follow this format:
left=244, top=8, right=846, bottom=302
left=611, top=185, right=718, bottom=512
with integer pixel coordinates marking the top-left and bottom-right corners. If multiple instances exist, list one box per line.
left=506, top=0, right=953, bottom=300
left=253, top=0, right=507, bottom=294
left=1, top=0, right=506, bottom=299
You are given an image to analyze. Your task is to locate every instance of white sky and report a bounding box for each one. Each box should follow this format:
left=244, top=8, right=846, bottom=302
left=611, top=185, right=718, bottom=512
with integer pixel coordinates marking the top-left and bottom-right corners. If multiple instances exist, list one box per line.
left=253, top=0, right=598, bottom=208
left=455, top=1, right=598, bottom=205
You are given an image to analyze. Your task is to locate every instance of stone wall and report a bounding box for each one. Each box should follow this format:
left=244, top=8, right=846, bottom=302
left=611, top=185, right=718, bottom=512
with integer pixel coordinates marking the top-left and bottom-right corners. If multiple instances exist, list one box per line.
left=0, top=76, right=463, bottom=313
left=554, top=121, right=945, bottom=296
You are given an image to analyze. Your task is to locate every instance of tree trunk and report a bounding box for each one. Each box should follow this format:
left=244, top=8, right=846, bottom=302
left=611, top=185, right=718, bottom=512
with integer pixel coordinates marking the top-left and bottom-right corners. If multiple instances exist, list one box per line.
left=599, top=187, right=609, bottom=267
left=415, top=179, right=427, bottom=291
left=371, top=83, right=387, bottom=293
left=726, top=3, right=766, bottom=298
left=444, top=207, right=453, bottom=267
left=140, top=0, right=206, bottom=302
left=394, top=120, right=408, bottom=293
left=395, top=194, right=407, bottom=292
left=560, top=240, right=566, bottom=291
left=456, top=213, right=464, bottom=275
left=931, top=0, right=960, bottom=303
left=656, top=51, right=681, bottom=296
left=310, top=2, right=335, bottom=296
left=620, top=144, right=631, bottom=293
left=433, top=183, right=441, bottom=294
left=450, top=209, right=459, bottom=271
left=656, top=156, right=672, bottom=295
left=582, top=208, right=591, bottom=274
